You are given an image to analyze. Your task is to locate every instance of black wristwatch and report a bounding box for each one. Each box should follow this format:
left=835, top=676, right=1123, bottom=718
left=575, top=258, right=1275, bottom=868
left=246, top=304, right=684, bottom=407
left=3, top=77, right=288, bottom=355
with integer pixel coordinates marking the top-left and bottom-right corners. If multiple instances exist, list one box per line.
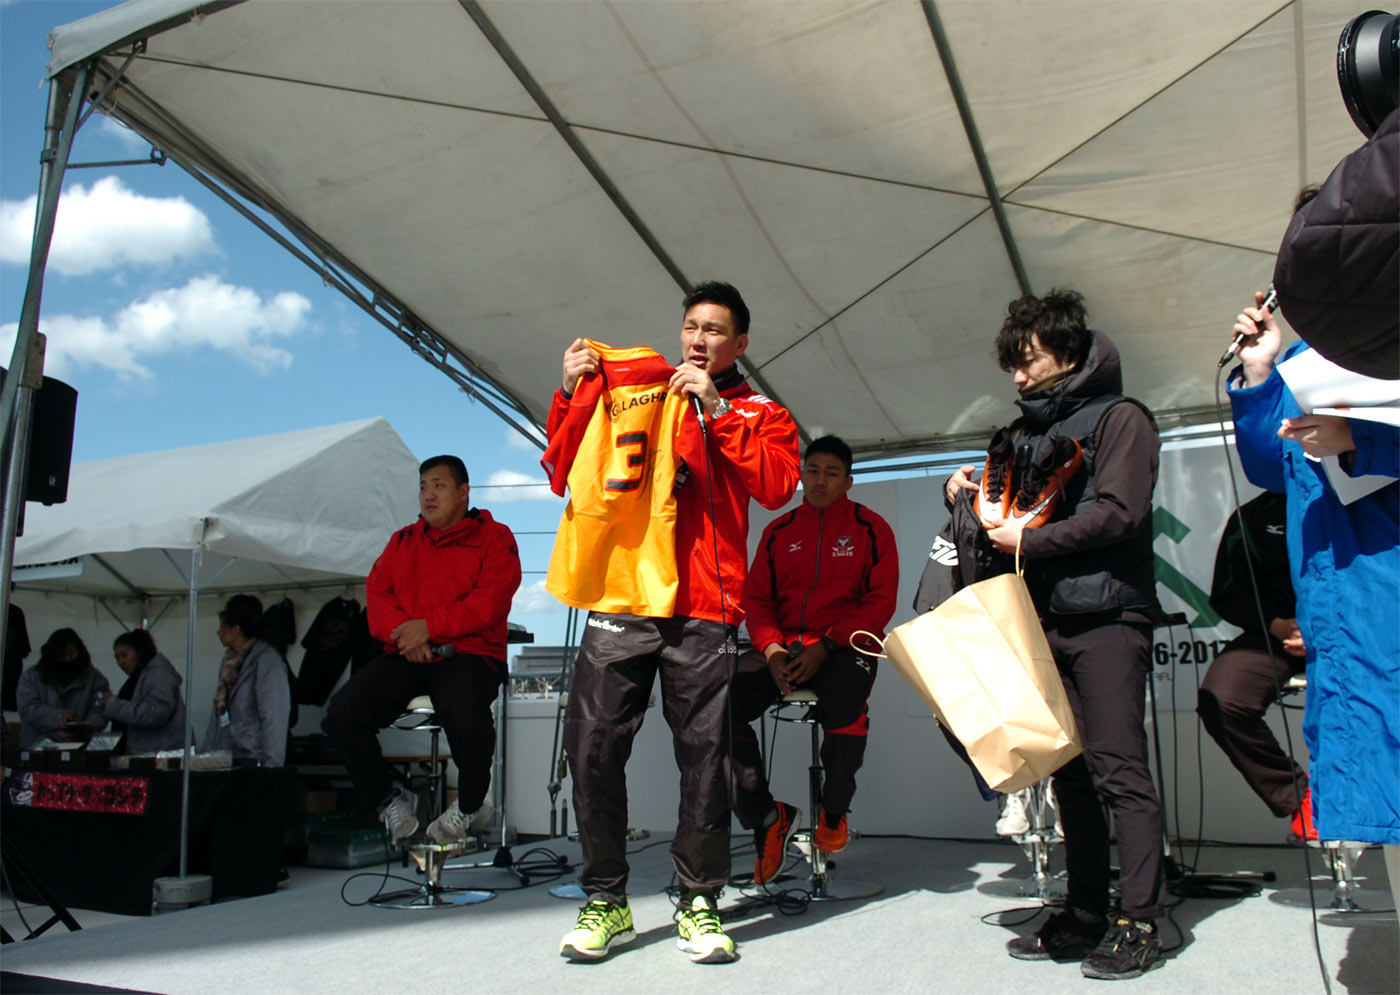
left=819, top=634, right=839, bottom=656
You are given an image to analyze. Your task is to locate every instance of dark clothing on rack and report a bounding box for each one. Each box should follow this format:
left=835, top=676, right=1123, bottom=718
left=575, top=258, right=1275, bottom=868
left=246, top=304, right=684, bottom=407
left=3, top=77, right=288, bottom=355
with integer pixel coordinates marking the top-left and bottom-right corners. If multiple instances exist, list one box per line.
left=295, top=596, right=361, bottom=706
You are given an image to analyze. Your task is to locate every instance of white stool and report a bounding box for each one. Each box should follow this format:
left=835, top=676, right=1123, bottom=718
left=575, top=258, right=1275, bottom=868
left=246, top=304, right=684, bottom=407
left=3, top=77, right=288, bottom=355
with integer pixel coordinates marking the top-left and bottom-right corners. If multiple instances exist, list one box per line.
left=767, top=689, right=882, bottom=901
left=370, top=695, right=494, bottom=910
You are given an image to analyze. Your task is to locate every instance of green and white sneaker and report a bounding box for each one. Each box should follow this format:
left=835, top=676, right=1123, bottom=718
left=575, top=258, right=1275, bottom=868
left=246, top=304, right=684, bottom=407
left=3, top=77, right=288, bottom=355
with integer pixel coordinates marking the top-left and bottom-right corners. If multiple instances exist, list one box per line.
left=559, top=898, right=635, bottom=962
left=676, top=895, right=737, bottom=963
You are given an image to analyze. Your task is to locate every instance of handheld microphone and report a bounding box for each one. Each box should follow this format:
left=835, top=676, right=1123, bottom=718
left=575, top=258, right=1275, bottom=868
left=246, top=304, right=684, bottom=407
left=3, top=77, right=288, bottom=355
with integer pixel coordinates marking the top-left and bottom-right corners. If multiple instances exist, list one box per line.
left=689, top=391, right=708, bottom=438
left=431, top=643, right=457, bottom=659
left=1218, top=286, right=1278, bottom=368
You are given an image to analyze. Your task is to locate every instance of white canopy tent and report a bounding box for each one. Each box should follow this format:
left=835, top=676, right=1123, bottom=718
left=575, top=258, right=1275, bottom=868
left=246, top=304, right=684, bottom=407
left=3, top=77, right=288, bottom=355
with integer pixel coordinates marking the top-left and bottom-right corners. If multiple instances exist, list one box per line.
left=13, top=416, right=419, bottom=602
left=24, top=0, right=1367, bottom=463
left=8, top=416, right=419, bottom=879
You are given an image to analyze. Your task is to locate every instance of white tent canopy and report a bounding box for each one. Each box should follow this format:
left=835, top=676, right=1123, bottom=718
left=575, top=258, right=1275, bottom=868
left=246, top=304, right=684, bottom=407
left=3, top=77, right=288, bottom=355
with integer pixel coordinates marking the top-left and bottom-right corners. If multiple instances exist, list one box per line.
left=40, top=0, right=1366, bottom=457
left=13, top=417, right=419, bottom=598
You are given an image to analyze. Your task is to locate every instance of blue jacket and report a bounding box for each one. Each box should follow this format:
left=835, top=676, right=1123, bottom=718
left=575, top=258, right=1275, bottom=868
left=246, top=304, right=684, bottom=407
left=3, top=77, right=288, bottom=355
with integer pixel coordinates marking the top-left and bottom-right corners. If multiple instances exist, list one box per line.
left=1229, top=342, right=1399, bottom=844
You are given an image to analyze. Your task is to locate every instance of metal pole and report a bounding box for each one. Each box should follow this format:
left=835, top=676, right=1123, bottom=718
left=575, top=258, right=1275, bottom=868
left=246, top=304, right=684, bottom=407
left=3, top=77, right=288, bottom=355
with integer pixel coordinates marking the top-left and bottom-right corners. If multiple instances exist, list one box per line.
left=0, top=372, right=39, bottom=642
left=178, top=542, right=200, bottom=878
left=0, top=66, right=92, bottom=657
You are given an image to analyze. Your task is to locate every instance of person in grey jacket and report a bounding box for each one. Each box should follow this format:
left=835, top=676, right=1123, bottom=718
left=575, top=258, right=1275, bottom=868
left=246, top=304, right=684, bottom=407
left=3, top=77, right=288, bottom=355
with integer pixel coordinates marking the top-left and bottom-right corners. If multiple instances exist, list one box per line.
left=16, top=628, right=109, bottom=748
left=98, top=629, right=187, bottom=755
left=201, top=595, right=291, bottom=766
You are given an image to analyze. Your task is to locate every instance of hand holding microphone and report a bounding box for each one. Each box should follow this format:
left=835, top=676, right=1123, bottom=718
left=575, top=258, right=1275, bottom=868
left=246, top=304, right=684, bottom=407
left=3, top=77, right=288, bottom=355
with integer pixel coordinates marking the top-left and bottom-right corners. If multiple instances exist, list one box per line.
left=1219, top=285, right=1279, bottom=369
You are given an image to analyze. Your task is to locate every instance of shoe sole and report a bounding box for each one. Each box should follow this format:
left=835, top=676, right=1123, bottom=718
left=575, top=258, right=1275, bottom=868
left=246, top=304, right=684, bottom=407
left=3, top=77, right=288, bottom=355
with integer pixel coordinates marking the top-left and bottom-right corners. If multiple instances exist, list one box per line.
left=677, top=939, right=737, bottom=964
left=1081, top=958, right=1160, bottom=981
left=560, top=930, right=635, bottom=962
left=1007, top=940, right=1104, bottom=963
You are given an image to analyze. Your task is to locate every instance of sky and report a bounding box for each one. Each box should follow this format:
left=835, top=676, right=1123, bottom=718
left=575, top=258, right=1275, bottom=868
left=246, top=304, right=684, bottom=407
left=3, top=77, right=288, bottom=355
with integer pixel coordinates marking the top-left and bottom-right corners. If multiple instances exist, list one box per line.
left=0, top=0, right=572, bottom=653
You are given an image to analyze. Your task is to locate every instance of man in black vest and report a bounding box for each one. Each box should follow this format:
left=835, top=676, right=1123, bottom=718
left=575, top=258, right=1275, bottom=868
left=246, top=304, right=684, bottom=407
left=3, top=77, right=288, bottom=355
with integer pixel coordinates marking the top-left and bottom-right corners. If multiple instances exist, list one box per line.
left=947, top=289, right=1166, bottom=981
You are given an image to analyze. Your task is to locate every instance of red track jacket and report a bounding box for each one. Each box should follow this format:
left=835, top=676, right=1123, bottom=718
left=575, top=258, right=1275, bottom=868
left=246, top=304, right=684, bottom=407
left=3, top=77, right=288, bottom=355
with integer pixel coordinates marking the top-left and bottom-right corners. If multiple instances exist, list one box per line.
left=744, top=495, right=899, bottom=653
left=366, top=509, right=522, bottom=662
left=547, top=373, right=798, bottom=625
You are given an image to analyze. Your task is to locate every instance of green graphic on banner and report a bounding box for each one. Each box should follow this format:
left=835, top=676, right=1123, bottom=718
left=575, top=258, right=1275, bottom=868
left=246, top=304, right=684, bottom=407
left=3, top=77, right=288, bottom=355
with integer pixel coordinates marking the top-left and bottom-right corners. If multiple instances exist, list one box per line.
left=1152, top=507, right=1220, bottom=628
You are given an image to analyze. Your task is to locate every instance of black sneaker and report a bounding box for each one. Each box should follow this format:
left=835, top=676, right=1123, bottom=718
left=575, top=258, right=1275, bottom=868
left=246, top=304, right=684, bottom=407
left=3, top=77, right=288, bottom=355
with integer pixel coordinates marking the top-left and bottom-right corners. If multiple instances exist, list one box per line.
left=1006, top=908, right=1108, bottom=962
left=1080, top=916, right=1162, bottom=980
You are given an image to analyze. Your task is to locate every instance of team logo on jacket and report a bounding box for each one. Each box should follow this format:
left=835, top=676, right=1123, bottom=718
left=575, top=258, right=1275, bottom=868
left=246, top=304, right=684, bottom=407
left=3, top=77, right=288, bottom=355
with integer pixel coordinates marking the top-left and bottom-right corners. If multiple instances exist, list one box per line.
left=928, top=535, right=958, bottom=566
left=831, top=536, right=854, bottom=558
left=788, top=539, right=803, bottom=553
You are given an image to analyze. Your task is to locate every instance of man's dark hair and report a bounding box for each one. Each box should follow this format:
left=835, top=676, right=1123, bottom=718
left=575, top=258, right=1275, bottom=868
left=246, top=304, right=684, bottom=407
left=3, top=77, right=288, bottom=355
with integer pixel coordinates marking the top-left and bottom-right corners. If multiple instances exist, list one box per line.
left=804, top=435, right=853, bottom=476
left=683, top=281, right=750, bottom=337
left=995, top=289, right=1091, bottom=373
left=219, top=594, right=264, bottom=641
left=1293, top=184, right=1321, bottom=214
left=420, top=455, right=469, bottom=487
left=114, top=628, right=158, bottom=667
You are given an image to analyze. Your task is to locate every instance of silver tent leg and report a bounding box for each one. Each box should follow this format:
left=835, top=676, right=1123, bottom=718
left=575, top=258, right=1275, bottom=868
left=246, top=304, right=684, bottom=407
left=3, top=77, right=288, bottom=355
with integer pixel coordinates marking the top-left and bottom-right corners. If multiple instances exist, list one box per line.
left=0, top=66, right=91, bottom=653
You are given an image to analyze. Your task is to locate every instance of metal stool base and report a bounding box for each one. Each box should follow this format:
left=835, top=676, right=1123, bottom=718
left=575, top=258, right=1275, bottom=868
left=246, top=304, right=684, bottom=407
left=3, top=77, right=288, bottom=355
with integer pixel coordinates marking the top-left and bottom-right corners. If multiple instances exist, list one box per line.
left=370, top=840, right=496, bottom=910
left=370, top=886, right=497, bottom=909
left=789, top=832, right=884, bottom=901
left=1269, top=841, right=1395, bottom=914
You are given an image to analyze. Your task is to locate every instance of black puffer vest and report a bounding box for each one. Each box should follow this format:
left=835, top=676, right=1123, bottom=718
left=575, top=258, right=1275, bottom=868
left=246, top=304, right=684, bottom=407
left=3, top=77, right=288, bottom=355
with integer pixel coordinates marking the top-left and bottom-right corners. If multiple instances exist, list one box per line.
left=1013, top=332, right=1160, bottom=618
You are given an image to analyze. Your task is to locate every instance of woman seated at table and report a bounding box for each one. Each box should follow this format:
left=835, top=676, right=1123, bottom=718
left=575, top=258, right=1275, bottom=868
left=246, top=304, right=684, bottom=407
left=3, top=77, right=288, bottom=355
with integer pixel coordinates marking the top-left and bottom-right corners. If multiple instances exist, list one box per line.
left=97, top=628, right=187, bottom=754
left=15, top=628, right=109, bottom=747
left=201, top=594, right=291, bottom=767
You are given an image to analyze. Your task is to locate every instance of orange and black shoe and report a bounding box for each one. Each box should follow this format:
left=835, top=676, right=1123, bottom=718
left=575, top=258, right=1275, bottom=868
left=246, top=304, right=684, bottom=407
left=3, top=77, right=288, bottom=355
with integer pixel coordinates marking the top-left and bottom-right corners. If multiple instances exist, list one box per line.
left=1007, top=435, right=1083, bottom=529
left=752, top=801, right=800, bottom=885
left=1290, top=788, right=1318, bottom=842
left=974, top=427, right=1015, bottom=524
left=813, top=807, right=849, bottom=854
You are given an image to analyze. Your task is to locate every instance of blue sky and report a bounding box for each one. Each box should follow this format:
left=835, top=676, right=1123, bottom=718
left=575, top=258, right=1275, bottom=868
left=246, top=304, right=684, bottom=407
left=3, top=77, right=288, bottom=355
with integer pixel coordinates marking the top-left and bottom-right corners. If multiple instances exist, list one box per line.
left=0, top=0, right=571, bottom=651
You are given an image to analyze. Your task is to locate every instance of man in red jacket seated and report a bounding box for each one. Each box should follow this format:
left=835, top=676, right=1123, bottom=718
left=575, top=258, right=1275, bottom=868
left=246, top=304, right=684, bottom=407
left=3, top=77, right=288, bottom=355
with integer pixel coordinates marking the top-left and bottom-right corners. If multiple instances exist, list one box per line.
left=731, top=435, right=898, bottom=885
left=323, top=455, right=521, bottom=845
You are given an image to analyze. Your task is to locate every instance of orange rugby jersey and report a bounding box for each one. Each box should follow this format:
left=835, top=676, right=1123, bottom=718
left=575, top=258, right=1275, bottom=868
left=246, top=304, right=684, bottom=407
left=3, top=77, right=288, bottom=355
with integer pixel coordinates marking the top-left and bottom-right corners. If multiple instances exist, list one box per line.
left=541, top=342, right=703, bottom=616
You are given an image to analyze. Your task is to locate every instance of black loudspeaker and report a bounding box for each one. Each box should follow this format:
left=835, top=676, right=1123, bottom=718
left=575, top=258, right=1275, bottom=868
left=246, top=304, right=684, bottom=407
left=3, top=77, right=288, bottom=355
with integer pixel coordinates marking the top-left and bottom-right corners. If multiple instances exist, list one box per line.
left=0, top=368, right=78, bottom=506
left=28, top=376, right=77, bottom=505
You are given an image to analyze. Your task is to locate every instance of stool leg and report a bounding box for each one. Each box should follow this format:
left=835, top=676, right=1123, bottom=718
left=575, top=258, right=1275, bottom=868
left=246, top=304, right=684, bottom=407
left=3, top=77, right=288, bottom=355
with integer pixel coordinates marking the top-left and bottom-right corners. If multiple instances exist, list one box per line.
left=809, top=722, right=828, bottom=888
left=430, top=727, right=443, bottom=820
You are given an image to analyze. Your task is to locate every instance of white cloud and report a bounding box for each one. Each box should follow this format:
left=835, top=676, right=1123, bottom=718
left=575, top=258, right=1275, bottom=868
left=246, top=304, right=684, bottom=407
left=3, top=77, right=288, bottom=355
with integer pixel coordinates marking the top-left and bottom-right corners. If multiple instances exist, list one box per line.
left=479, top=468, right=556, bottom=503
left=0, top=175, right=214, bottom=276
left=505, top=424, right=547, bottom=452
left=97, top=115, right=155, bottom=154
left=0, top=275, right=312, bottom=380
left=511, top=581, right=561, bottom=614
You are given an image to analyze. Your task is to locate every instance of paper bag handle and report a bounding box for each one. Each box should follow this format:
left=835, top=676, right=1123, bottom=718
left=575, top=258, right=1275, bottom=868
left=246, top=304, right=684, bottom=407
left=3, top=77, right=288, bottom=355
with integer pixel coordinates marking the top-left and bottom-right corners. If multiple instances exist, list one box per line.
left=849, top=629, right=888, bottom=659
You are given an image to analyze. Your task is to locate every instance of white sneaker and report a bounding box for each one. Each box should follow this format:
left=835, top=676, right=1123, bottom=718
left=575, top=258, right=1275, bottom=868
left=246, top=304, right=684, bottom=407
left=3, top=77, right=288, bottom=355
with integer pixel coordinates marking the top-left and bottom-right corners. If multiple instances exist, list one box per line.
left=996, top=789, right=1031, bottom=836
left=426, top=800, right=495, bottom=844
left=379, top=785, right=419, bottom=842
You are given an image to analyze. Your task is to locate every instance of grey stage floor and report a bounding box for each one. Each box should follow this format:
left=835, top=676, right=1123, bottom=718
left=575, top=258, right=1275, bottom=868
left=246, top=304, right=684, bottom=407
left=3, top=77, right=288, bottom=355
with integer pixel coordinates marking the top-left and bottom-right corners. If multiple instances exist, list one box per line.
left=2, top=835, right=1396, bottom=994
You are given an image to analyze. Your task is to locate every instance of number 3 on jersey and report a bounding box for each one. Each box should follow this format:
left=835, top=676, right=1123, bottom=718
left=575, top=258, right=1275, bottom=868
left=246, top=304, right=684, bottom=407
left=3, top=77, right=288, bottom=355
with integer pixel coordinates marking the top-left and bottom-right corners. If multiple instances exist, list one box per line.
left=606, top=431, right=649, bottom=492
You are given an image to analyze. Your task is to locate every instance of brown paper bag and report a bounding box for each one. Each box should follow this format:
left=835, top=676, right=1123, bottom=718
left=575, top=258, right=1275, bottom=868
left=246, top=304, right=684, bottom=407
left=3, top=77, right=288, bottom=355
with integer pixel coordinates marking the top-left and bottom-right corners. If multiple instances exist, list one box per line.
left=858, top=568, right=1081, bottom=793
